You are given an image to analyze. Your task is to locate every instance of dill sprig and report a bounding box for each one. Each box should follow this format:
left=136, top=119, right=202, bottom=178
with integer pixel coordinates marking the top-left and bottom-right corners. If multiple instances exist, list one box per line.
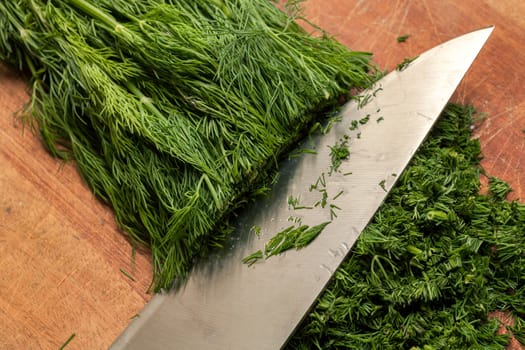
left=243, top=222, right=331, bottom=265
left=288, top=104, right=525, bottom=349
left=0, top=0, right=377, bottom=290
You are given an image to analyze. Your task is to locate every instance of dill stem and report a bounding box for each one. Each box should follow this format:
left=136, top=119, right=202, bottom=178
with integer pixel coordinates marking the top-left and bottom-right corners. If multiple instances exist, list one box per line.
left=66, top=0, right=135, bottom=40
left=24, top=55, right=38, bottom=78
left=209, top=0, right=232, bottom=18
left=66, top=0, right=119, bottom=29
left=125, top=81, right=164, bottom=120
left=58, top=333, right=76, bottom=350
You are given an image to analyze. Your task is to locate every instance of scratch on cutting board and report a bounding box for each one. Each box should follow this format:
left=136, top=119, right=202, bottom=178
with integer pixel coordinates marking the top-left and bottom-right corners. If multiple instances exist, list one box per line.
left=394, top=1, right=412, bottom=36
left=56, top=266, right=83, bottom=289
left=421, top=0, right=442, bottom=38
left=455, top=74, right=490, bottom=104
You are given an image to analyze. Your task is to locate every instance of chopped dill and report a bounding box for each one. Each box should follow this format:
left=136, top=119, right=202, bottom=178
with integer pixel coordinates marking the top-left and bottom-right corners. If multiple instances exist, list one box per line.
left=288, top=148, right=318, bottom=159
left=332, top=190, right=344, bottom=200
left=359, top=115, right=370, bottom=125
left=294, top=222, right=331, bottom=249
left=349, top=120, right=360, bottom=131
left=329, top=204, right=340, bottom=220
left=241, top=250, right=263, bottom=267
left=119, top=268, right=136, bottom=282
left=288, top=104, right=525, bottom=349
left=243, top=222, right=331, bottom=264
left=328, top=138, right=350, bottom=175
left=250, top=225, right=262, bottom=238
left=397, top=34, right=410, bottom=43
left=58, top=333, right=76, bottom=350
left=287, top=216, right=303, bottom=224
left=372, top=86, right=383, bottom=97
left=354, top=93, right=373, bottom=109
left=378, top=179, right=387, bottom=192
left=396, top=55, right=419, bottom=71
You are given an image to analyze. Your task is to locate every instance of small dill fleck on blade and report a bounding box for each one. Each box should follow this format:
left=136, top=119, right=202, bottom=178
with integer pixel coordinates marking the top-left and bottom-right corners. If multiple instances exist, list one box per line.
left=242, top=250, right=263, bottom=266
left=332, top=190, right=344, bottom=200
left=250, top=225, right=262, bottom=238
left=329, top=138, right=350, bottom=175
left=359, top=115, right=370, bottom=125
left=396, top=56, right=419, bottom=71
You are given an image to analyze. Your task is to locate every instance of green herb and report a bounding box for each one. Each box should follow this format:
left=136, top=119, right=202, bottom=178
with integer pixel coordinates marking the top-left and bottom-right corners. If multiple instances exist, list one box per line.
left=378, top=179, right=387, bottom=192
left=359, top=115, right=370, bottom=125
left=0, top=0, right=377, bottom=290
left=294, top=222, right=331, bottom=249
left=329, top=204, right=341, bottom=220
left=315, top=189, right=329, bottom=209
left=354, top=93, right=373, bottom=109
left=58, top=333, right=76, bottom=350
left=288, top=104, right=525, bottom=349
left=396, top=55, right=419, bottom=71
left=511, top=317, right=525, bottom=344
left=321, top=113, right=344, bottom=134
left=332, top=190, right=344, bottom=201
left=397, top=34, right=410, bottom=43
left=328, top=138, right=350, bottom=175
left=376, top=116, right=384, bottom=123
left=241, top=249, right=263, bottom=266
left=243, top=222, right=331, bottom=264
left=289, top=148, right=318, bottom=159
left=487, top=176, right=512, bottom=199
left=318, top=173, right=327, bottom=188
left=265, top=225, right=306, bottom=258
left=250, top=225, right=262, bottom=238
left=287, top=216, right=303, bottom=224
left=372, top=86, right=383, bottom=97
left=288, top=195, right=300, bottom=210
left=349, top=120, right=360, bottom=131
left=119, top=268, right=136, bottom=282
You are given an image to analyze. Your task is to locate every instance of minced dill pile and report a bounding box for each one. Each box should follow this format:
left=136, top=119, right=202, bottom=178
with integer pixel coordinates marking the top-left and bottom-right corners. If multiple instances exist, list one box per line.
left=0, top=0, right=377, bottom=290
left=288, top=104, right=525, bottom=349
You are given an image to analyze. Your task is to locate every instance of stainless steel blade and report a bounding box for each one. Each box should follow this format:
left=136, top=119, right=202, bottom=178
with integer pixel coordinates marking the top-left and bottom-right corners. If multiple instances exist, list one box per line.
left=111, top=27, right=493, bottom=350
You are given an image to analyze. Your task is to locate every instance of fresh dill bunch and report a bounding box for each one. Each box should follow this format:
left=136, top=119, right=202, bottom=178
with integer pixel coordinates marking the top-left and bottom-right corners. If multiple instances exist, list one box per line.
left=0, top=0, right=378, bottom=290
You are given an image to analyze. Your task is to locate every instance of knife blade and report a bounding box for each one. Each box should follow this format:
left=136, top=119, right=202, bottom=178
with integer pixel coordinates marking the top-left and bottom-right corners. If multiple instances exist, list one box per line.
left=111, top=26, right=493, bottom=350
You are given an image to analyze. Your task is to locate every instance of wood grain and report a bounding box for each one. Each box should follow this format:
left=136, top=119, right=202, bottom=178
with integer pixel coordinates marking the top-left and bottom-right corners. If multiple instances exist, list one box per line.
left=0, top=1, right=524, bottom=349
left=0, top=65, right=152, bottom=349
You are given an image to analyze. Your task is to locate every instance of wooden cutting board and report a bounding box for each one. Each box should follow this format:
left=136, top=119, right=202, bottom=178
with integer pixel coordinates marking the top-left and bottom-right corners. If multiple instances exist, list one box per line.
left=1, top=1, right=524, bottom=349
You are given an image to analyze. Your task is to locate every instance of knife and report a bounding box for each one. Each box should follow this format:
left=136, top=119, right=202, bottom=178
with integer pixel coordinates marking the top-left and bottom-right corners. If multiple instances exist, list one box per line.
left=111, top=26, right=493, bottom=350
